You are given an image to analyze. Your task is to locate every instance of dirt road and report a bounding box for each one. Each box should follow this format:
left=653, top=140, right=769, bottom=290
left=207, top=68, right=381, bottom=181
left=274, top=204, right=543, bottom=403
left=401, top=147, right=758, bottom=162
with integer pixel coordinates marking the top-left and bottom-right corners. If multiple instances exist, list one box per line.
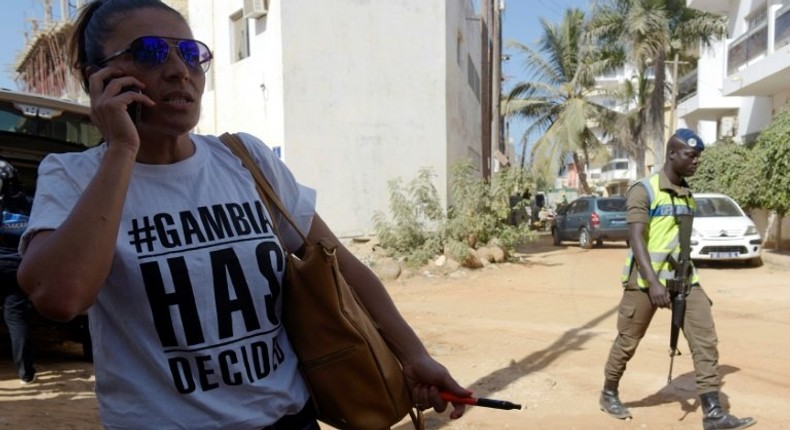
left=2, top=235, right=788, bottom=429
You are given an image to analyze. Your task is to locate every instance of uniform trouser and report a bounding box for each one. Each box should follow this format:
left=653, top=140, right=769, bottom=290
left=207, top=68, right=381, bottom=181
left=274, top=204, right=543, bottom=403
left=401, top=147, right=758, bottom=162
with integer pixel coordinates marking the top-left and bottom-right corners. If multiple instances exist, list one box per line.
left=603, top=286, right=720, bottom=395
left=4, top=289, right=36, bottom=380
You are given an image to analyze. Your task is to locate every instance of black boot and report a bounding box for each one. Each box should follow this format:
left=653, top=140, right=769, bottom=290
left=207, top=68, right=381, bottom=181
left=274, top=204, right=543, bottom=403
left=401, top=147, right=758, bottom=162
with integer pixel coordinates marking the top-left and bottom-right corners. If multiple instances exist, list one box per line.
left=700, top=392, right=756, bottom=430
left=599, top=380, right=631, bottom=419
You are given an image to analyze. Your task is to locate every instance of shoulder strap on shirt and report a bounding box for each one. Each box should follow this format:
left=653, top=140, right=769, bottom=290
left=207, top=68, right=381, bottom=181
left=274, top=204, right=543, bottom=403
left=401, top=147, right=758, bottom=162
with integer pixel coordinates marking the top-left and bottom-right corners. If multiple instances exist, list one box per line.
left=629, top=175, right=655, bottom=208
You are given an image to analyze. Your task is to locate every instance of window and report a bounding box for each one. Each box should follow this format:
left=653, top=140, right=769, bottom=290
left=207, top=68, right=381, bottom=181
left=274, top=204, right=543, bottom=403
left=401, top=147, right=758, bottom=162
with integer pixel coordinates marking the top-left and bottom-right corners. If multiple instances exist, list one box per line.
left=569, top=200, right=588, bottom=214
left=598, top=198, right=626, bottom=212
left=466, top=55, right=480, bottom=100
left=745, top=3, right=767, bottom=30
left=695, top=197, right=743, bottom=217
left=230, top=11, right=250, bottom=62
left=0, top=102, right=100, bottom=147
left=775, top=3, right=790, bottom=47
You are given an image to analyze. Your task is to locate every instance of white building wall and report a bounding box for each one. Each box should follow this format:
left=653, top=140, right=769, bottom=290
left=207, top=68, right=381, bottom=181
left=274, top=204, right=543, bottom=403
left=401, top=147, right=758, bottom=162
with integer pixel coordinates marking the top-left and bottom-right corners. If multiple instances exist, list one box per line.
left=688, top=0, right=790, bottom=239
left=189, top=1, right=482, bottom=237
left=676, top=40, right=741, bottom=145
left=445, top=0, right=485, bottom=179
left=738, top=96, right=773, bottom=139
left=189, top=2, right=286, bottom=149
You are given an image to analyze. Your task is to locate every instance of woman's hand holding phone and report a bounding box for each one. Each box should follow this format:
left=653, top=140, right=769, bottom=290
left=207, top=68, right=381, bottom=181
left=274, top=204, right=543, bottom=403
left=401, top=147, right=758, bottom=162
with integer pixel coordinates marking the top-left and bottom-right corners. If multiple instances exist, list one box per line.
left=86, top=66, right=153, bottom=154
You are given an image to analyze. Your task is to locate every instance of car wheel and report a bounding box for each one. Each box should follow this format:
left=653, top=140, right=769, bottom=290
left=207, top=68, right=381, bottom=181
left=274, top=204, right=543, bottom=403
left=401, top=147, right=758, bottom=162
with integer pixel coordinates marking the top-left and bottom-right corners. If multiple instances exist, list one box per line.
left=749, top=257, right=763, bottom=268
left=552, top=228, right=561, bottom=246
left=579, top=227, right=593, bottom=249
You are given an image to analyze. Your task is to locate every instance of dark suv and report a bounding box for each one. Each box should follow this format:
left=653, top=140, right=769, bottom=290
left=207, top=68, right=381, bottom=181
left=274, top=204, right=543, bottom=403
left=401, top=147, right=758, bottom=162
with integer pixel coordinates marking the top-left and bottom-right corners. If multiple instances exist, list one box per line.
left=0, top=89, right=101, bottom=360
left=551, top=195, right=628, bottom=249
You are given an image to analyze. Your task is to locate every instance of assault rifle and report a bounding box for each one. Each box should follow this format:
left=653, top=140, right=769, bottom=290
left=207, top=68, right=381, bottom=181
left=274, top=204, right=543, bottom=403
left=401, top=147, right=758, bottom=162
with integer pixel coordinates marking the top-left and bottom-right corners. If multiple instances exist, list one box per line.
left=667, top=212, right=694, bottom=384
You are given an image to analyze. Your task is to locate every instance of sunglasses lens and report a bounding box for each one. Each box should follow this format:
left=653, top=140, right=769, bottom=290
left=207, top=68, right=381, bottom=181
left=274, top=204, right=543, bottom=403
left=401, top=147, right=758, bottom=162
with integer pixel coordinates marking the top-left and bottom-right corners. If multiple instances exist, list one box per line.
left=178, top=40, right=212, bottom=71
left=125, top=37, right=212, bottom=72
left=131, top=37, right=170, bottom=66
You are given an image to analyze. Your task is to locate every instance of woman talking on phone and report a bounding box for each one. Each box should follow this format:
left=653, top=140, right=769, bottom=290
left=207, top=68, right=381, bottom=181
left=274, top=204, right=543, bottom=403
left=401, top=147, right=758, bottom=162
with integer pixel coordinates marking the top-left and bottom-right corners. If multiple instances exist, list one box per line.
left=16, top=1, right=469, bottom=428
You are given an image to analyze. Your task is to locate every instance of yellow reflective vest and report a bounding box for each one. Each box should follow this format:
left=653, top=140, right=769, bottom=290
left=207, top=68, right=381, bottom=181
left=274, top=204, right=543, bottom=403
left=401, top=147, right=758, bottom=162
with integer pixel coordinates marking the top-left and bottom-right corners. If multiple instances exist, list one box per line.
left=621, top=173, right=700, bottom=289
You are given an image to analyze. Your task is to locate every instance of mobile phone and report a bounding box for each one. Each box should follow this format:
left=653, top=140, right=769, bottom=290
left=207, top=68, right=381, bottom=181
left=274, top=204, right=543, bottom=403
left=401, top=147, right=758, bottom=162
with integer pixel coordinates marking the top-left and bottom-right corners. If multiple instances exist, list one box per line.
left=121, top=86, right=142, bottom=126
left=90, top=67, right=143, bottom=126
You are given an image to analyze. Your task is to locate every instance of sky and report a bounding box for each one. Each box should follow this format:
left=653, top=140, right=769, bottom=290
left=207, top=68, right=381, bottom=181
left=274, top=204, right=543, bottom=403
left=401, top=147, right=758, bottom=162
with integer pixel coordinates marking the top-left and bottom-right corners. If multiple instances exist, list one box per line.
left=500, top=0, right=594, bottom=159
left=0, top=0, right=52, bottom=90
left=0, top=0, right=594, bottom=151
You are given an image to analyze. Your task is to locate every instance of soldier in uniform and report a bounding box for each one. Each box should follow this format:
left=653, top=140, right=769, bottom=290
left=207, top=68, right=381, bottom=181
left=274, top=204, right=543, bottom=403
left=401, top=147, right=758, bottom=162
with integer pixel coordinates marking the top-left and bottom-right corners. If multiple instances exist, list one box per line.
left=598, top=129, right=755, bottom=430
left=0, top=158, right=36, bottom=384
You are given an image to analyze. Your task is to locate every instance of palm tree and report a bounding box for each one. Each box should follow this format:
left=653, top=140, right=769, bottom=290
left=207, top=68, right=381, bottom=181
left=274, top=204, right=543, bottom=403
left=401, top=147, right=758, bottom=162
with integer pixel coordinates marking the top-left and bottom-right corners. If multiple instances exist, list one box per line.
left=504, top=8, right=617, bottom=194
left=603, top=67, right=656, bottom=179
left=587, top=0, right=726, bottom=172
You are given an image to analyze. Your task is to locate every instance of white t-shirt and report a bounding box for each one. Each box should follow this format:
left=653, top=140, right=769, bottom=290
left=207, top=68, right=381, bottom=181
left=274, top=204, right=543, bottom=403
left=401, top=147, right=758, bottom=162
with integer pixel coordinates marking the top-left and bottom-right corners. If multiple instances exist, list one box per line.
left=20, top=133, right=316, bottom=429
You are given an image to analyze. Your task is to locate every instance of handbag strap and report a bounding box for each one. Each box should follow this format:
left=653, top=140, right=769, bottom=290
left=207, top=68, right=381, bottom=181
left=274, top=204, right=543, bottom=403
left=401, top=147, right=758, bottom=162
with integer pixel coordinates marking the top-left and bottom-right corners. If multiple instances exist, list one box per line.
left=218, top=132, right=309, bottom=250
left=220, top=132, right=424, bottom=430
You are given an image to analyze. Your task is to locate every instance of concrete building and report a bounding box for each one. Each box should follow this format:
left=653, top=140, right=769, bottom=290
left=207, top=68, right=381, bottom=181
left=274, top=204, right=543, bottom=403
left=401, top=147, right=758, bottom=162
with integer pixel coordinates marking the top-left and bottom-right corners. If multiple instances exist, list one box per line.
left=589, top=65, right=647, bottom=196
left=13, top=0, right=188, bottom=102
left=13, top=0, right=497, bottom=237
left=675, top=39, right=741, bottom=145
left=188, top=0, right=493, bottom=237
left=687, top=0, right=790, bottom=244
left=688, top=0, right=790, bottom=143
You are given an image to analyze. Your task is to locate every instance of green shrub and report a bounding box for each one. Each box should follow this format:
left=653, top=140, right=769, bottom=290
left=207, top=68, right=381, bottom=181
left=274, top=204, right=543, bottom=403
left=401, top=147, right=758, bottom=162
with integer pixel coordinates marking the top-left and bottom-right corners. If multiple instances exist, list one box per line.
left=372, top=168, right=445, bottom=267
left=688, top=138, right=761, bottom=210
left=373, top=162, right=535, bottom=267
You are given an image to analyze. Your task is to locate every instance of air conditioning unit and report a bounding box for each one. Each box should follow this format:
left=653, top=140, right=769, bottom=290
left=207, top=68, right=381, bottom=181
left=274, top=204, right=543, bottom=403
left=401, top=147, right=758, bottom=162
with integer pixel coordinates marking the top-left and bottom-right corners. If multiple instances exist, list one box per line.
left=243, top=0, right=268, bottom=19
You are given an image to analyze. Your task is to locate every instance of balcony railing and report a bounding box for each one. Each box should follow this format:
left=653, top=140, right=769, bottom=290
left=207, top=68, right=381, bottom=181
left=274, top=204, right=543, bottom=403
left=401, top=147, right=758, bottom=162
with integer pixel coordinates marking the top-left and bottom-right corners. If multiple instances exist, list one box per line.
left=727, top=23, right=768, bottom=75
left=600, top=160, right=631, bottom=183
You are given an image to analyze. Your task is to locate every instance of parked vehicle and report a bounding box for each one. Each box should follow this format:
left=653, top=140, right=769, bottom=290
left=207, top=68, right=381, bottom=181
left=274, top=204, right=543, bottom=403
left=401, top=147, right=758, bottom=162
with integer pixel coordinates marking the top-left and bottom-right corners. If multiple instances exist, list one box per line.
left=0, top=89, right=101, bottom=360
left=551, top=195, right=628, bottom=249
left=691, top=193, right=763, bottom=266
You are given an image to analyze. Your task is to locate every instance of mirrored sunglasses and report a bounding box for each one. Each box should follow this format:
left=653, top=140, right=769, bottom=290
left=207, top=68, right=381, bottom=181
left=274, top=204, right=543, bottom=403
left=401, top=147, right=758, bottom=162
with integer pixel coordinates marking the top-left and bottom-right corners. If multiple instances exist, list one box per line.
left=98, top=36, right=213, bottom=72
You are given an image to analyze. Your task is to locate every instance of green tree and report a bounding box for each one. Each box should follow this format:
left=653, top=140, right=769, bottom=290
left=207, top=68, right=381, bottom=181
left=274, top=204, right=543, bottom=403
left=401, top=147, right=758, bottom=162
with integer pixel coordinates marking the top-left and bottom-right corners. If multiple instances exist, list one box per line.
left=688, top=138, right=762, bottom=211
left=754, top=108, right=790, bottom=250
left=587, top=0, right=726, bottom=174
left=605, top=68, right=656, bottom=179
left=504, top=8, right=616, bottom=194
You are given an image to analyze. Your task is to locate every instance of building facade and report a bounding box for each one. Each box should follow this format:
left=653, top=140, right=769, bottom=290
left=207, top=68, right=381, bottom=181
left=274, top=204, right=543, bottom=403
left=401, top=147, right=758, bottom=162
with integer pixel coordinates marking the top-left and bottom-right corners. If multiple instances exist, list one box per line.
left=188, top=0, right=489, bottom=236
left=13, top=0, right=189, bottom=102
left=688, top=0, right=790, bottom=143
left=686, top=0, right=790, bottom=243
left=675, top=39, right=741, bottom=145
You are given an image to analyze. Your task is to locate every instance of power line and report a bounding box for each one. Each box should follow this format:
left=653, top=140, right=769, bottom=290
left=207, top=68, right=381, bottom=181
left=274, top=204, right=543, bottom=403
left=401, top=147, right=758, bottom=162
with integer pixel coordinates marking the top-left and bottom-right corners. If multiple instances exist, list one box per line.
left=536, top=0, right=564, bottom=17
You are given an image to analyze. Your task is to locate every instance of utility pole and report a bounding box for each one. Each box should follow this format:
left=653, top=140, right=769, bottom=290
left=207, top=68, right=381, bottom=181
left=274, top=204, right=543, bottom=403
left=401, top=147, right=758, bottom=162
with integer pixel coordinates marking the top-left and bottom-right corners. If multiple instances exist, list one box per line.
left=491, top=1, right=504, bottom=170
left=480, top=0, right=492, bottom=179
left=667, top=53, right=689, bottom=136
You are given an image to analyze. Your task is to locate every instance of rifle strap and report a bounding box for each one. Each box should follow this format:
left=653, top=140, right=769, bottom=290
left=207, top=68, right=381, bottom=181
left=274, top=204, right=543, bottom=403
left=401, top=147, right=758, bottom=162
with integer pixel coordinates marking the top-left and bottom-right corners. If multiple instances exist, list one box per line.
left=666, top=194, right=694, bottom=293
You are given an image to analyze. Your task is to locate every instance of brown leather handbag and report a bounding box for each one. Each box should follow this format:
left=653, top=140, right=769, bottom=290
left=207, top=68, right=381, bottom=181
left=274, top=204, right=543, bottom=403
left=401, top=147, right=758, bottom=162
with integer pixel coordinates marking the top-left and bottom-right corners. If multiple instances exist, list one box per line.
left=220, top=133, right=423, bottom=430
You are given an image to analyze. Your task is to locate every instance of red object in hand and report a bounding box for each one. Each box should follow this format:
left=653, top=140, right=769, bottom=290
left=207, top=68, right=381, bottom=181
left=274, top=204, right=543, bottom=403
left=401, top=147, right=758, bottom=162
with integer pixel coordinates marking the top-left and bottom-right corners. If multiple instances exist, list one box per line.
left=440, top=392, right=522, bottom=410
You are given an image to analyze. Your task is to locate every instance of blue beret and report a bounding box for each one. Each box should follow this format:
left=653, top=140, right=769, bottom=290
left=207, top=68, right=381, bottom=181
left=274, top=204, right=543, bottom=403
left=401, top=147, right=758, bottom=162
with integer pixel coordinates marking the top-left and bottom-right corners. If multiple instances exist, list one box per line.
left=673, top=128, right=704, bottom=151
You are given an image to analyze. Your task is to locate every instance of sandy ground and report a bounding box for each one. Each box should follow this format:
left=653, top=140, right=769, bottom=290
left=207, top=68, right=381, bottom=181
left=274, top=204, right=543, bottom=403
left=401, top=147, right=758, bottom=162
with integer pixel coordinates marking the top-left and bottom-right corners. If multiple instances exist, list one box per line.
left=1, top=234, right=788, bottom=430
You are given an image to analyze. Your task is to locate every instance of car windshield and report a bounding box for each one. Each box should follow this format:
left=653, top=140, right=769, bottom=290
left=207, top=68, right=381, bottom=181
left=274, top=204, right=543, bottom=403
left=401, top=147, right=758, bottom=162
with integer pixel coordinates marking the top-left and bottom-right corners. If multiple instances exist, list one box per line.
left=694, top=197, right=743, bottom=217
left=597, top=198, right=626, bottom=212
left=0, top=103, right=100, bottom=147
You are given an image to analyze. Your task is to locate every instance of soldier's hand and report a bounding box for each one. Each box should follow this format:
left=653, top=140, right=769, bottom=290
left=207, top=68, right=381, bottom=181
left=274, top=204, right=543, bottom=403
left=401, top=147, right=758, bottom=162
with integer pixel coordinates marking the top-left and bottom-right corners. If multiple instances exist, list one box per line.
left=648, top=282, right=670, bottom=308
